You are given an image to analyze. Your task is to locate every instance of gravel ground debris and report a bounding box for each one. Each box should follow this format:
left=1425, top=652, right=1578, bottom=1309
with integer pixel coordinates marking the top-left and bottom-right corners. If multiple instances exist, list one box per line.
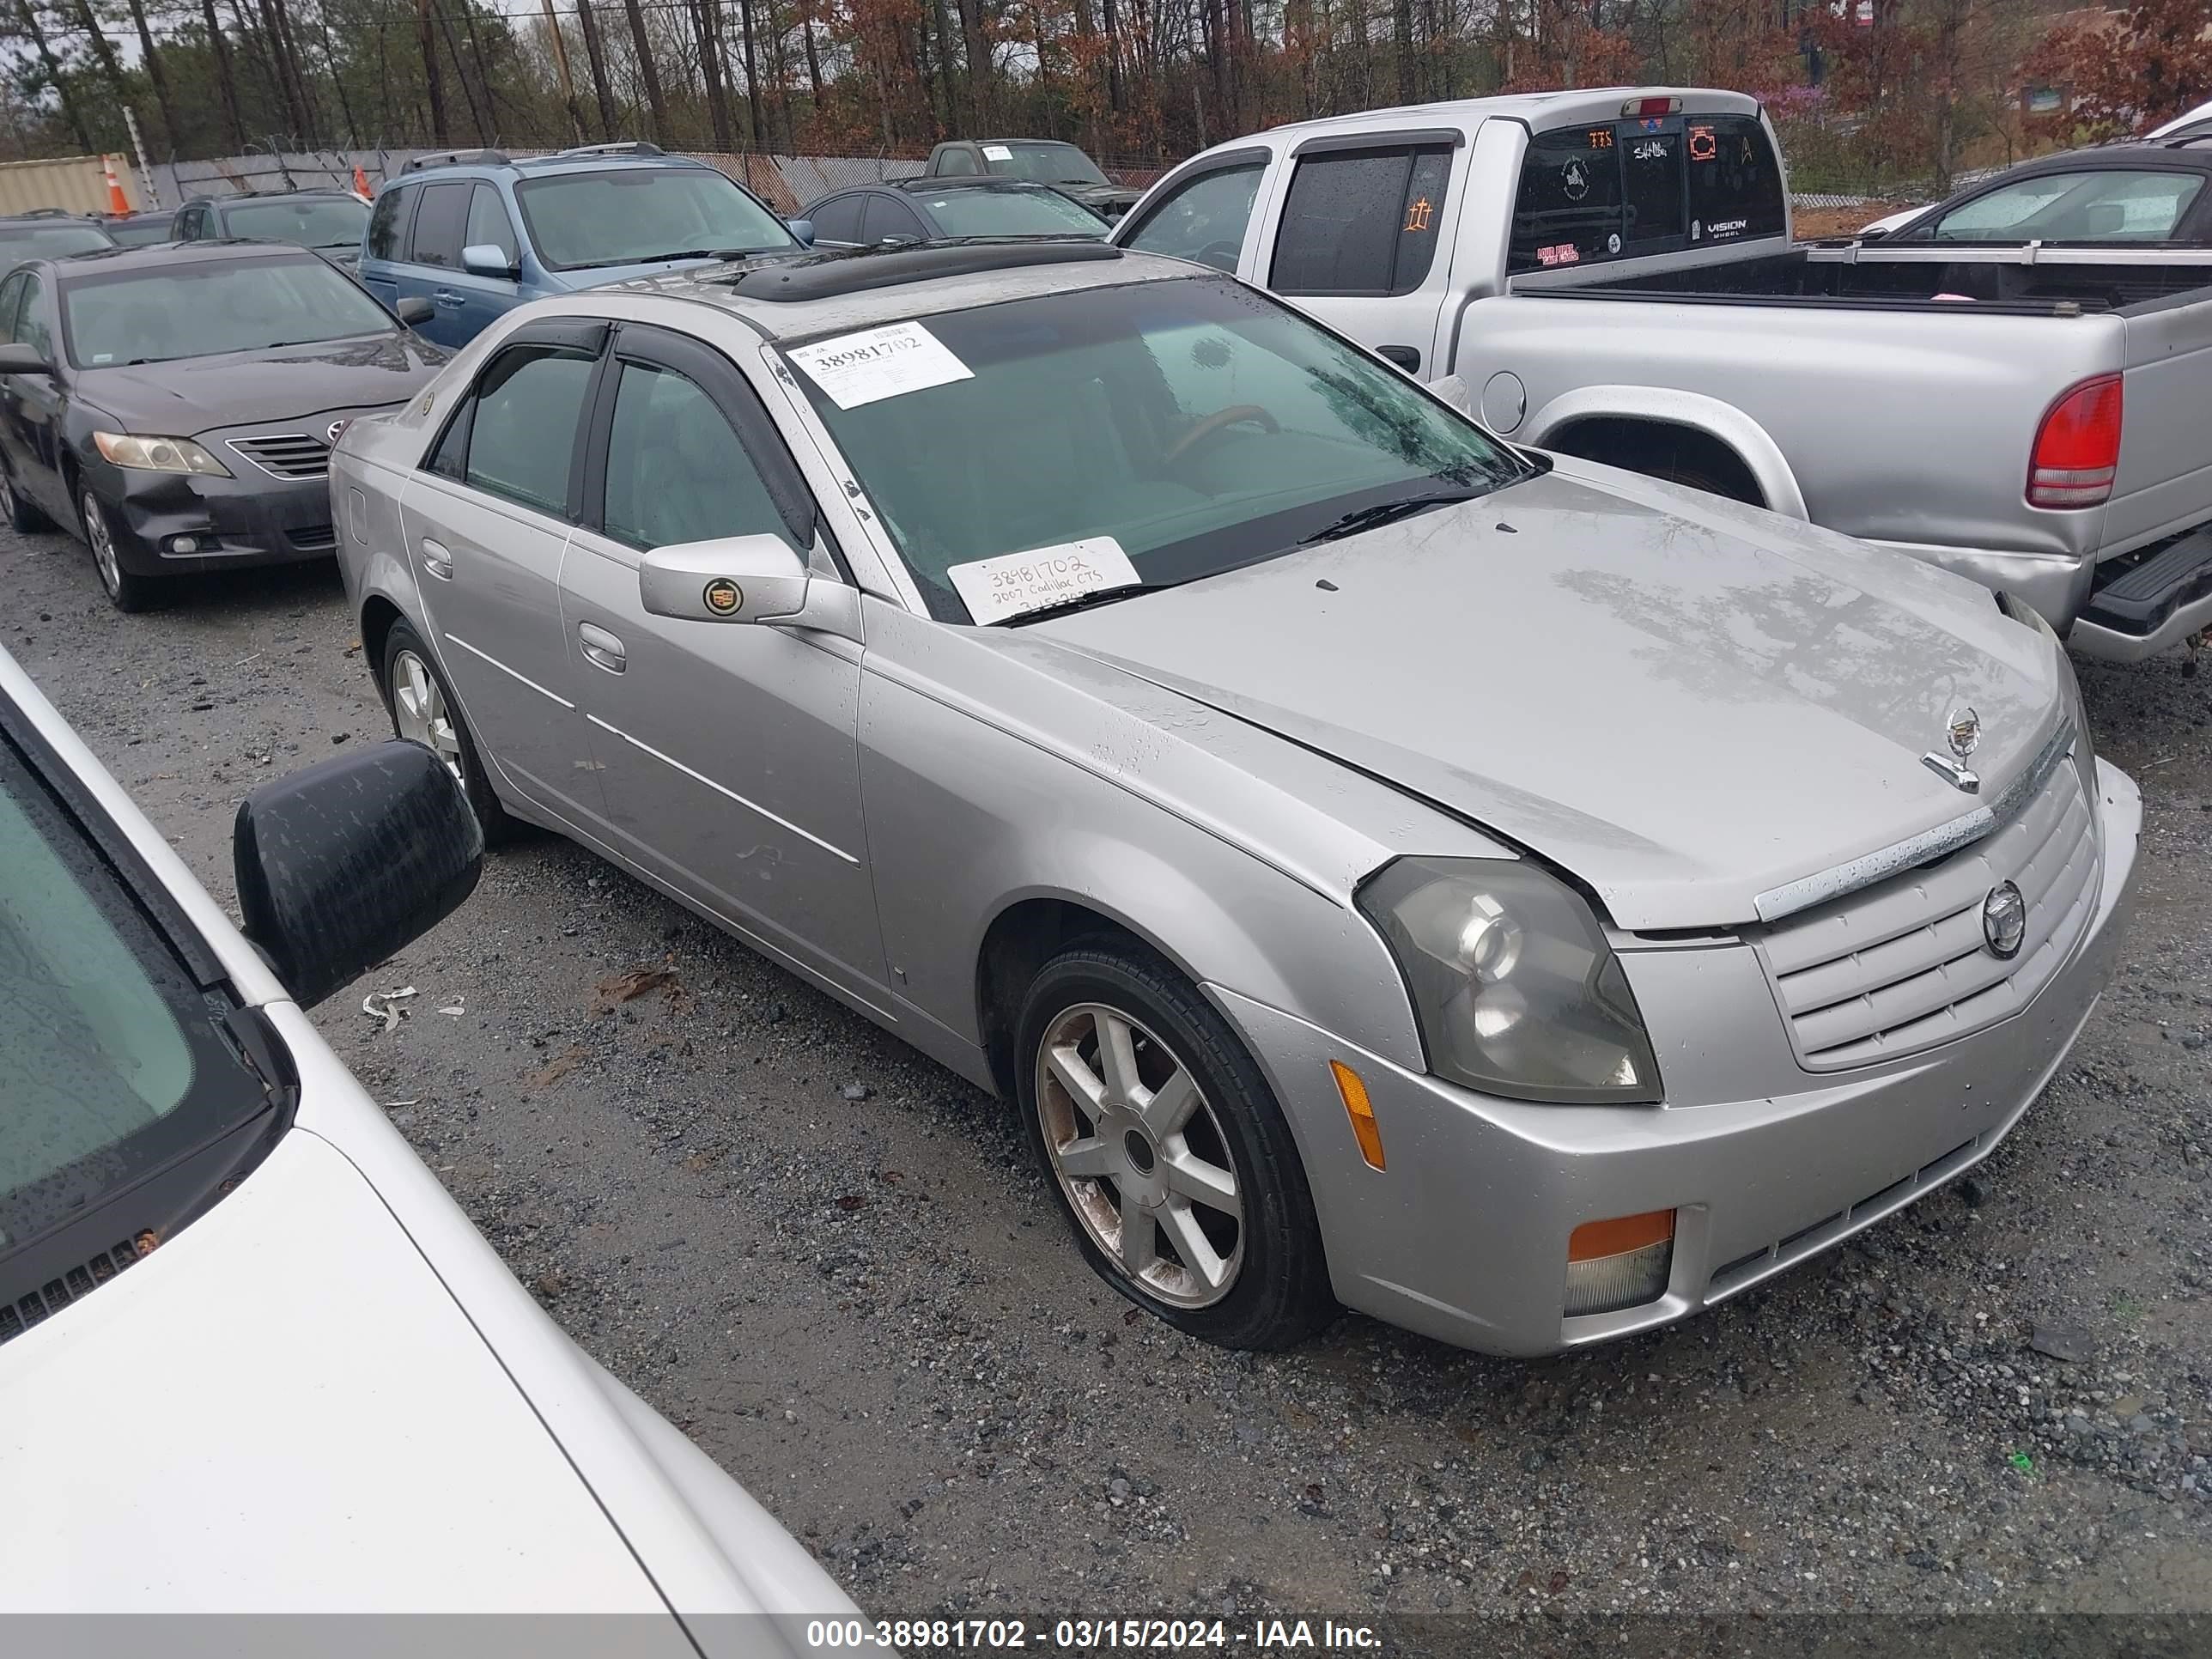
left=6, top=524, right=2208, bottom=1630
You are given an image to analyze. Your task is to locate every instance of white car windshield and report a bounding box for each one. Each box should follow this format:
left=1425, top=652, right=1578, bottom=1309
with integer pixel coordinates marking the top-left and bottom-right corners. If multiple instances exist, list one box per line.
left=785, top=275, right=1527, bottom=623
left=0, top=732, right=264, bottom=1257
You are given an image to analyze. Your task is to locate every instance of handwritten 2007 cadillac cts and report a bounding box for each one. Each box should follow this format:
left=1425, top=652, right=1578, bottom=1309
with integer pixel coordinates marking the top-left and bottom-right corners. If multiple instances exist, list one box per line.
left=331, top=240, right=2140, bottom=1356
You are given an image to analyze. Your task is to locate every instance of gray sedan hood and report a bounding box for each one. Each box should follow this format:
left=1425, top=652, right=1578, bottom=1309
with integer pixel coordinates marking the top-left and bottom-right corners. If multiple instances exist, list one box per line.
left=75, top=331, right=445, bottom=436
left=1033, top=467, right=2063, bottom=930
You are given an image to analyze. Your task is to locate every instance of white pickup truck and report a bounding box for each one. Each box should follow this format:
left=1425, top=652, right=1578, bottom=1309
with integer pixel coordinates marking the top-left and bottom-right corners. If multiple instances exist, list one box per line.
left=1111, top=88, right=2212, bottom=659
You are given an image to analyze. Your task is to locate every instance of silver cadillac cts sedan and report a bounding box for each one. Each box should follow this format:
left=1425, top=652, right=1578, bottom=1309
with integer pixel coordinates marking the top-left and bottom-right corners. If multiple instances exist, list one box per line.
left=332, top=241, right=2141, bottom=1357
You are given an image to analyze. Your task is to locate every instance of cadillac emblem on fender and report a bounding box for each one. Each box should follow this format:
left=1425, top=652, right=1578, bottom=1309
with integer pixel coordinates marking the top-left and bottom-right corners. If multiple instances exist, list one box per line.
left=1922, top=705, right=1983, bottom=793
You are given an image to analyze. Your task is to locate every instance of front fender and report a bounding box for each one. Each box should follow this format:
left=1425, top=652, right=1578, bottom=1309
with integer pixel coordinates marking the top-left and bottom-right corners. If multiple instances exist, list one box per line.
left=1524, top=384, right=1809, bottom=521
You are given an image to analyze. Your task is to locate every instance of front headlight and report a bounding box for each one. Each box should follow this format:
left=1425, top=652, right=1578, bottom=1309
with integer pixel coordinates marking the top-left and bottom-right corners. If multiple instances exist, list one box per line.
left=1358, top=855, right=1661, bottom=1103
left=92, top=432, right=232, bottom=476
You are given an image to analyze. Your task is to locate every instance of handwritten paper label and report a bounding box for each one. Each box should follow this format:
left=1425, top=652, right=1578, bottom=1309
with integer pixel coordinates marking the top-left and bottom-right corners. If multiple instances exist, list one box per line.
left=787, top=321, right=974, bottom=410
left=982, top=144, right=1014, bottom=161
left=948, top=537, right=1140, bottom=625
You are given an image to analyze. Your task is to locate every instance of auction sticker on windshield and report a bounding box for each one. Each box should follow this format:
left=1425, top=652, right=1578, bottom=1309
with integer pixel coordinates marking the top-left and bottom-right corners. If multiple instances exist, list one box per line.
left=949, top=537, right=1139, bottom=624
left=788, top=321, right=974, bottom=410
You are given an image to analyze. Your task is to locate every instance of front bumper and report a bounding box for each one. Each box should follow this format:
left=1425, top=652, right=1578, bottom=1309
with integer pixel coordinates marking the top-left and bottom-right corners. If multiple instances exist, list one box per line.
left=1212, top=757, right=2141, bottom=1358
left=98, top=460, right=340, bottom=577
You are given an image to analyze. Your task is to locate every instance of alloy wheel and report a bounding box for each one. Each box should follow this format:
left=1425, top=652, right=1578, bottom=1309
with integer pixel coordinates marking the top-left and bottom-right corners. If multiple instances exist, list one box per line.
left=390, top=648, right=464, bottom=785
left=82, top=490, right=122, bottom=599
left=1034, top=1002, right=1244, bottom=1308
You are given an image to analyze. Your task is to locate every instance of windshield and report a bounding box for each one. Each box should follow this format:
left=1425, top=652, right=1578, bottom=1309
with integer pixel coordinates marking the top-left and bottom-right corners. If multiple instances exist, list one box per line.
left=104, top=218, right=175, bottom=248
left=988, top=143, right=1112, bottom=186
left=514, top=167, right=797, bottom=270
left=1917, top=169, right=2206, bottom=241
left=0, top=224, right=113, bottom=266
left=62, top=257, right=397, bottom=367
left=785, top=275, right=1527, bottom=623
left=915, top=188, right=1108, bottom=238
left=0, top=728, right=266, bottom=1261
left=223, top=196, right=369, bottom=251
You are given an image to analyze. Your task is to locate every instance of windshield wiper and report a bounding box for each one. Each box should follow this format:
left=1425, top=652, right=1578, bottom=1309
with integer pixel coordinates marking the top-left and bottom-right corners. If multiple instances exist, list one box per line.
left=1297, top=489, right=1482, bottom=546
left=996, top=582, right=1157, bottom=626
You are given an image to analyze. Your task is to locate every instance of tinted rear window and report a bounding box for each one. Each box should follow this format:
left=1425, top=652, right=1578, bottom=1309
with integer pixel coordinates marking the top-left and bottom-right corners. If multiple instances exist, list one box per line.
left=1510, top=113, right=1784, bottom=271
left=1272, top=145, right=1454, bottom=295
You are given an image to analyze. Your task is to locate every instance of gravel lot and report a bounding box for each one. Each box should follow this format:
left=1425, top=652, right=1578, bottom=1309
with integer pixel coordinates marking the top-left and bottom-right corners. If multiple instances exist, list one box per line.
left=7, top=520, right=2209, bottom=1638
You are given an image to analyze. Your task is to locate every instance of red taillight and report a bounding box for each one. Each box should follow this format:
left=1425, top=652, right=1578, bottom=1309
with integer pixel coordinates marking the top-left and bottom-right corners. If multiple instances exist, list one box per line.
left=2027, top=374, right=2122, bottom=509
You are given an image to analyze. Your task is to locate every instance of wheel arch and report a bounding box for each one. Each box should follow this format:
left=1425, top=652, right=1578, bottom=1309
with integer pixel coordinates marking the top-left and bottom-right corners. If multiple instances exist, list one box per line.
left=1524, top=385, right=1808, bottom=519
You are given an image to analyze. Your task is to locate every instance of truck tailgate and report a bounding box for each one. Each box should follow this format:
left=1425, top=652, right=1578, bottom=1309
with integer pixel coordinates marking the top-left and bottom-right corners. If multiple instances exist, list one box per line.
left=2110, top=294, right=2212, bottom=555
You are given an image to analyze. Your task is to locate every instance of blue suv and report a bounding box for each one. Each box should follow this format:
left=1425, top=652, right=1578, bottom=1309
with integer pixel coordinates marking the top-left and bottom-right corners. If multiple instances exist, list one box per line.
left=356, top=142, right=805, bottom=347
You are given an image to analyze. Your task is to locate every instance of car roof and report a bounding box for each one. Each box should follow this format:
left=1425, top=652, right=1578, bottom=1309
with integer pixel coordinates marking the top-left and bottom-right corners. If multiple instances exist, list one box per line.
left=0, top=210, right=105, bottom=228
left=1204, top=85, right=1760, bottom=150
left=1983, top=143, right=2212, bottom=179
left=42, top=238, right=346, bottom=280
left=896, top=177, right=1065, bottom=194
left=614, top=240, right=1188, bottom=341
left=200, top=188, right=358, bottom=203
left=390, top=152, right=713, bottom=185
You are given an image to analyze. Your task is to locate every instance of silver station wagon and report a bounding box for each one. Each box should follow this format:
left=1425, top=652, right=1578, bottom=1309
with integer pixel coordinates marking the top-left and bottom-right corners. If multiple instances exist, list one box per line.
left=332, top=241, right=2141, bottom=1356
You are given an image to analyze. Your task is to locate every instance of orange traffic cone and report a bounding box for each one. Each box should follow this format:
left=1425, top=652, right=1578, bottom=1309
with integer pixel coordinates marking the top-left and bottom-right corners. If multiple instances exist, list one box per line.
left=101, top=154, right=129, bottom=215
left=352, top=164, right=373, bottom=199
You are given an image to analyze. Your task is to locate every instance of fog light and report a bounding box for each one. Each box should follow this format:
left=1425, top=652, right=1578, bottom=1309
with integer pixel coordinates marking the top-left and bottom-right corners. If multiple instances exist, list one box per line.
left=167, top=534, right=200, bottom=554
left=1564, top=1209, right=1674, bottom=1316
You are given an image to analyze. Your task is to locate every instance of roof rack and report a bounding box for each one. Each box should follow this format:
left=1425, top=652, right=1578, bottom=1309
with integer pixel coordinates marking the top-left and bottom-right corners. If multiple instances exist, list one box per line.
left=402, top=148, right=510, bottom=173
left=555, top=140, right=665, bottom=158
left=715, top=238, right=1121, bottom=301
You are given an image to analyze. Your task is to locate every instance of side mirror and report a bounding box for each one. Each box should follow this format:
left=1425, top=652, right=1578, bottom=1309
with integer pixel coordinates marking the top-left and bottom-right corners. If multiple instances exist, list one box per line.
left=639, top=533, right=811, bottom=624
left=393, top=295, right=434, bottom=325
left=234, top=740, right=483, bottom=1009
left=1428, top=373, right=1474, bottom=415
left=787, top=218, right=815, bottom=246
left=461, top=243, right=518, bottom=278
left=0, top=342, right=51, bottom=375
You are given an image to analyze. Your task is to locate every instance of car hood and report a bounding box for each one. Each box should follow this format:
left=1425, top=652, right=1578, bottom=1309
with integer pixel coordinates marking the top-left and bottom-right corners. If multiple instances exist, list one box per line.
left=74, top=331, right=447, bottom=435
left=1031, top=465, right=2063, bottom=929
left=0, top=1127, right=693, bottom=1622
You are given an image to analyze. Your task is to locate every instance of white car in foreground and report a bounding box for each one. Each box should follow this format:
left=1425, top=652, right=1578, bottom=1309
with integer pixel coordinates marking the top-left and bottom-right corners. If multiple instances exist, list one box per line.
left=0, top=641, right=855, bottom=1635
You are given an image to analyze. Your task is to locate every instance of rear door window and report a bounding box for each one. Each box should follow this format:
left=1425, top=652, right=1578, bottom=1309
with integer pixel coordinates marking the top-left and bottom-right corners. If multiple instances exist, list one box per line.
left=1121, top=162, right=1265, bottom=272
left=408, top=181, right=471, bottom=268
left=860, top=195, right=927, bottom=245
left=1270, top=145, right=1455, bottom=296
left=449, top=343, right=597, bottom=515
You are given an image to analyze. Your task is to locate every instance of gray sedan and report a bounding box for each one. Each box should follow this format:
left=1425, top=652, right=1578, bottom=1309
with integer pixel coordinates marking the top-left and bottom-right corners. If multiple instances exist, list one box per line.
left=332, top=242, right=2141, bottom=1357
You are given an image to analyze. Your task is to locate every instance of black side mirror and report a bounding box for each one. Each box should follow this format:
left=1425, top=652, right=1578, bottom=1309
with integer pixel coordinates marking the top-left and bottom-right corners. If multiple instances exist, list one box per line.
left=233, top=740, right=482, bottom=1008
left=0, top=343, right=50, bottom=375
left=394, top=295, right=434, bottom=325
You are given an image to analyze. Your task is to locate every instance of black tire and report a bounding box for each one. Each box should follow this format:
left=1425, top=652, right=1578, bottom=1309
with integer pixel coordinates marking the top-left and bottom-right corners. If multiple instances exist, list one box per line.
left=379, top=619, right=522, bottom=845
left=0, top=461, right=51, bottom=532
left=80, top=486, right=157, bottom=612
left=1016, top=942, right=1335, bottom=1350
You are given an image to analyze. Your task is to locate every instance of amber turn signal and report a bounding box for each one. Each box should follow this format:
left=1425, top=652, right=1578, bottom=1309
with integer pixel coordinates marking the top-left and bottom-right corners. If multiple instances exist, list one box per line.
left=1329, top=1060, right=1385, bottom=1170
left=1564, top=1208, right=1674, bottom=1317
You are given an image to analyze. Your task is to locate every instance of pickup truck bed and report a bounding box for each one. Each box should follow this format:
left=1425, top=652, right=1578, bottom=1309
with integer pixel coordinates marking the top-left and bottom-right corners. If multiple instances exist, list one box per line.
left=1116, top=88, right=2212, bottom=659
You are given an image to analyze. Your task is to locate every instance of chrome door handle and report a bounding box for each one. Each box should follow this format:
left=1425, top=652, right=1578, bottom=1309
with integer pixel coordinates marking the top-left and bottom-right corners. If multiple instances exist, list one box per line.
left=434, top=291, right=465, bottom=307
left=420, top=538, right=454, bottom=580
left=577, top=621, right=626, bottom=673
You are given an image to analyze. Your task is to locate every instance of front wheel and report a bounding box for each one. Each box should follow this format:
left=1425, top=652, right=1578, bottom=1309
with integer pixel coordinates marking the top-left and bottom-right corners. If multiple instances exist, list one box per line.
left=380, top=619, right=520, bottom=844
left=81, top=487, right=155, bottom=612
left=1017, top=943, right=1335, bottom=1350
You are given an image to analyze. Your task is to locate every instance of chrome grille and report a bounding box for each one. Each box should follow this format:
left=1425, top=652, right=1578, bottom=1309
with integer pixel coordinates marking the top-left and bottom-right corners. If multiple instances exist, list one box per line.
left=1753, top=735, right=2098, bottom=1070
left=226, top=432, right=330, bottom=479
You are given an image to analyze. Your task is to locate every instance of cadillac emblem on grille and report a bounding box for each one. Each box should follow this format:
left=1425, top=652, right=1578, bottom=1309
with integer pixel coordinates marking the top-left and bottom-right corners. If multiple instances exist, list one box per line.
left=1922, top=705, right=1982, bottom=793
left=1982, top=880, right=2027, bottom=959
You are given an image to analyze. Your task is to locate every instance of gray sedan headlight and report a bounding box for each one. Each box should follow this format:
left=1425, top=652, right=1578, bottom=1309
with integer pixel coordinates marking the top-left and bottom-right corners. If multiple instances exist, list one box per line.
left=1358, top=856, right=1661, bottom=1104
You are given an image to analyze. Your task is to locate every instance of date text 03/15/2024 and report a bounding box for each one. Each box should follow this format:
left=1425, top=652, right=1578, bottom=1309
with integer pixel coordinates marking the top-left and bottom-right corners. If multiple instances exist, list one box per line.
left=803, top=1618, right=1384, bottom=1651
